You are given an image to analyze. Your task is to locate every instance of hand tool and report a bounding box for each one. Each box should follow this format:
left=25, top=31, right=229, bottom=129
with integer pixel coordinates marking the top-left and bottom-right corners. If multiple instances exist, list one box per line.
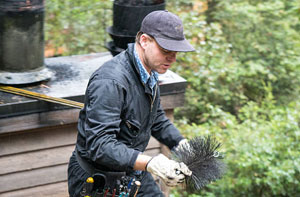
left=103, top=188, right=109, bottom=197
left=119, top=192, right=125, bottom=197
left=126, top=178, right=134, bottom=196
left=112, top=189, right=116, bottom=197
left=133, top=181, right=141, bottom=197
left=84, top=177, right=94, bottom=197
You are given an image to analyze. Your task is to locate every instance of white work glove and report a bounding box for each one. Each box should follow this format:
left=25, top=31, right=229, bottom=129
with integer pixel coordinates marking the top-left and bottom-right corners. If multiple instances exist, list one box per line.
left=176, top=139, right=191, bottom=151
left=146, top=154, right=192, bottom=187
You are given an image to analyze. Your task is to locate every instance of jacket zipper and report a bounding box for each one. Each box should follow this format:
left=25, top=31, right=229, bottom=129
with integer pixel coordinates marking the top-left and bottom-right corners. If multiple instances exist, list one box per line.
left=142, top=82, right=158, bottom=112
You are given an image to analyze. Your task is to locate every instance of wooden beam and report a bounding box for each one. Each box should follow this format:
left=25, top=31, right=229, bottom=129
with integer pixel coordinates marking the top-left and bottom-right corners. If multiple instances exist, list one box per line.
left=160, top=93, right=185, bottom=110
left=0, top=145, right=74, bottom=175
left=0, top=181, right=68, bottom=197
left=0, top=125, right=77, bottom=157
left=0, top=164, right=67, bottom=193
left=0, top=109, right=80, bottom=135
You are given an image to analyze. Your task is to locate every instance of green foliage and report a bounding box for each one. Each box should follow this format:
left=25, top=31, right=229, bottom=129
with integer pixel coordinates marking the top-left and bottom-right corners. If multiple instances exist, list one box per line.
left=167, top=0, right=300, bottom=196
left=170, top=0, right=300, bottom=124
left=170, top=10, right=248, bottom=122
left=212, top=0, right=300, bottom=104
left=45, top=0, right=113, bottom=55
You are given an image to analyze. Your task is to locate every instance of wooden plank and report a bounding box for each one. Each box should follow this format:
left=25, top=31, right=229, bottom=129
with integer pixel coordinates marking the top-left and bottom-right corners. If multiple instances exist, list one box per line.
left=0, top=164, right=67, bottom=193
left=0, top=181, right=68, bottom=197
left=0, top=125, right=77, bottom=157
left=0, top=145, right=74, bottom=175
left=0, top=108, right=80, bottom=135
left=146, top=136, right=160, bottom=149
left=160, top=93, right=185, bottom=110
left=144, top=148, right=161, bottom=157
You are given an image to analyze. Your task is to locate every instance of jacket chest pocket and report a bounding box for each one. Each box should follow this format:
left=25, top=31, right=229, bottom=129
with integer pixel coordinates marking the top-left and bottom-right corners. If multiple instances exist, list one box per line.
left=118, top=120, right=141, bottom=147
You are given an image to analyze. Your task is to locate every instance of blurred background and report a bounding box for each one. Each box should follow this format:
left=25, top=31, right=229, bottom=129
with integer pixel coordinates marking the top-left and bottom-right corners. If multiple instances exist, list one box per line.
left=45, top=0, right=300, bottom=196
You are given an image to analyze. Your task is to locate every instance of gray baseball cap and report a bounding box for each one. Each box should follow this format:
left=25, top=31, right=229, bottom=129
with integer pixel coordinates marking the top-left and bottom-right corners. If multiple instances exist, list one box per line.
left=140, top=10, right=195, bottom=52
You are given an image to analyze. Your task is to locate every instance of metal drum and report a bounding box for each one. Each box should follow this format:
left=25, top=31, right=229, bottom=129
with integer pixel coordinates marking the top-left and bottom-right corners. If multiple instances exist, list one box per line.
left=106, top=0, right=165, bottom=56
left=0, top=0, right=52, bottom=85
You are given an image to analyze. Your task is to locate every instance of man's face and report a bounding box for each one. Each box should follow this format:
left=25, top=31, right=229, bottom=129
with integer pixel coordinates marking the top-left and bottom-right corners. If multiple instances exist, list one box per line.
left=139, top=34, right=177, bottom=74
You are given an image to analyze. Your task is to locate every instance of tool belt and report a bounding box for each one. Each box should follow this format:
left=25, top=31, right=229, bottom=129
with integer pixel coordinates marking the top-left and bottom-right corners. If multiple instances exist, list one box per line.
left=75, top=149, right=140, bottom=197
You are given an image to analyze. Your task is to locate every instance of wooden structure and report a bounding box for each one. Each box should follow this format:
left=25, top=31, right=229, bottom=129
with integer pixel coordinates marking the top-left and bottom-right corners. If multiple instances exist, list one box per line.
left=0, top=53, right=187, bottom=197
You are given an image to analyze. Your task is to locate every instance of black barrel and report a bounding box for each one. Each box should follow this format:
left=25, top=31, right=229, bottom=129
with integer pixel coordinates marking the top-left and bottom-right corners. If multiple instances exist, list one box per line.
left=0, top=0, right=52, bottom=85
left=106, top=0, right=165, bottom=56
left=112, top=1, right=165, bottom=36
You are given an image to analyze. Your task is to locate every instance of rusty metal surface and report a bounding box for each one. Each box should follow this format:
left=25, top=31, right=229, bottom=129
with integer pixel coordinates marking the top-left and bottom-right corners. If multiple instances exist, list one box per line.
left=0, top=52, right=186, bottom=118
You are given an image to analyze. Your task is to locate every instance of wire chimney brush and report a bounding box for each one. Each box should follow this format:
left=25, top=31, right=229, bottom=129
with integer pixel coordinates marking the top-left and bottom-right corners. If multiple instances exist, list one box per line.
left=171, top=135, right=226, bottom=192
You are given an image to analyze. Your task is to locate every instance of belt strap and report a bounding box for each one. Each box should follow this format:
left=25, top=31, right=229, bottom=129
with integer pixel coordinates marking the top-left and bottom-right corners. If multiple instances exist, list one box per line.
left=75, top=148, right=141, bottom=179
left=75, top=148, right=95, bottom=175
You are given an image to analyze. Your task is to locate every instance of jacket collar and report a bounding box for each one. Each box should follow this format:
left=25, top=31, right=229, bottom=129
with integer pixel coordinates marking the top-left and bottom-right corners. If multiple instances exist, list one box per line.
left=133, top=45, right=158, bottom=92
left=126, top=43, right=140, bottom=76
left=126, top=43, right=154, bottom=96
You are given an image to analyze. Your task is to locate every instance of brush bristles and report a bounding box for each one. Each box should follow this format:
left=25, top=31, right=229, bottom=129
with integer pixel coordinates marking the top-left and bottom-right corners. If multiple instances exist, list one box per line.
left=172, top=136, right=226, bottom=192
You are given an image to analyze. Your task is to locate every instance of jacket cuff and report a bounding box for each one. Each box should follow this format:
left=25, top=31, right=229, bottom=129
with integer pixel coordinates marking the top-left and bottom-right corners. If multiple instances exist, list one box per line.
left=127, top=150, right=141, bottom=171
left=171, top=135, right=185, bottom=150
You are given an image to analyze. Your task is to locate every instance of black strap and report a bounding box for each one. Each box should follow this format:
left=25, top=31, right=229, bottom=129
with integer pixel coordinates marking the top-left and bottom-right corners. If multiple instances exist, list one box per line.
left=75, top=148, right=127, bottom=178
left=75, top=148, right=95, bottom=175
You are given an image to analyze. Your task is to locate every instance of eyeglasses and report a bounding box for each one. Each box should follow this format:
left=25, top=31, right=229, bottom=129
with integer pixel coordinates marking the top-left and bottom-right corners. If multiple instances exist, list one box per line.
left=154, top=41, right=177, bottom=55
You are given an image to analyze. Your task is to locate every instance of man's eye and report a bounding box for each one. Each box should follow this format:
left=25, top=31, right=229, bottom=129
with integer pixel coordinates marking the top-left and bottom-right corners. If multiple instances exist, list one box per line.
left=161, top=48, right=171, bottom=53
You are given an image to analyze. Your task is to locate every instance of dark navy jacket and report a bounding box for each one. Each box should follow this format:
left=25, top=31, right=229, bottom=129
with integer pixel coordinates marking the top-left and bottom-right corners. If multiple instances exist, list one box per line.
left=75, top=43, right=184, bottom=173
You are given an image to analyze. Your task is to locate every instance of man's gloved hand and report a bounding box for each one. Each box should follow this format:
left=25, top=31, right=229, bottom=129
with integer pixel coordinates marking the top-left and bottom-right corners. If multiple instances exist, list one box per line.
left=146, top=154, right=192, bottom=187
left=176, top=139, right=190, bottom=151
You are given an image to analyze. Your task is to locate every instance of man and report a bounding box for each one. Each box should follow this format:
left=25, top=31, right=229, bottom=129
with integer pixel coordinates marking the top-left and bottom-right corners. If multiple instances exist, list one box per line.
left=68, top=10, right=195, bottom=197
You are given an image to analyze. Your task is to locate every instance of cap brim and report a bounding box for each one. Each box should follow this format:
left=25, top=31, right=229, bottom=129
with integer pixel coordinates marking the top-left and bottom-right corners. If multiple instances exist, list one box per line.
left=154, top=37, right=195, bottom=52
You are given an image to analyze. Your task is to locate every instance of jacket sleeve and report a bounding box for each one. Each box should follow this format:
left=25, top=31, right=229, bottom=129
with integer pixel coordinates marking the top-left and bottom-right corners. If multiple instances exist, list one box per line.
left=150, top=100, right=184, bottom=150
left=83, top=76, right=140, bottom=172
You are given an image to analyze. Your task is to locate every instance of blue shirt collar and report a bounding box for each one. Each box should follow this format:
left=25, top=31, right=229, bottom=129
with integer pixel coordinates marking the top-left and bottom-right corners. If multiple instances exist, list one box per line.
left=134, top=45, right=158, bottom=91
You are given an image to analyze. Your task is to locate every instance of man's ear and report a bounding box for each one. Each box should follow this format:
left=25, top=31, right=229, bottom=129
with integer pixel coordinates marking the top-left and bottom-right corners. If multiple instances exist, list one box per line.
left=139, top=34, right=148, bottom=49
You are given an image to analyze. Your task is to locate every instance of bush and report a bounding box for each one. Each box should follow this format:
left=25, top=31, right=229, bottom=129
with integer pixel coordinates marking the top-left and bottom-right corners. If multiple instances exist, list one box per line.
left=167, top=0, right=300, bottom=196
left=211, top=0, right=300, bottom=104
left=170, top=0, right=300, bottom=123
left=171, top=10, right=248, bottom=122
left=45, top=0, right=113, bottom=55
